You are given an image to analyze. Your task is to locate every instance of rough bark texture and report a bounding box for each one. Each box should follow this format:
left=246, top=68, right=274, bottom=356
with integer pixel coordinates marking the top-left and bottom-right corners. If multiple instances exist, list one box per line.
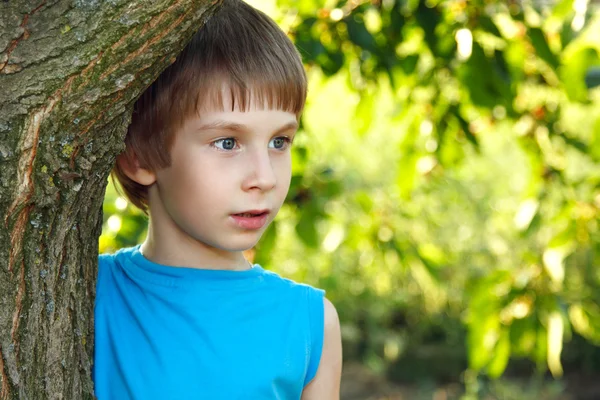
left=0, top=1, right=219, bottom=398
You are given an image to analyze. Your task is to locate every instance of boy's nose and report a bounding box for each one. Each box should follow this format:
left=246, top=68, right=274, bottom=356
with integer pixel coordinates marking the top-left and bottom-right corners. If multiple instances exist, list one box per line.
left=242, top=150, right=276, bottom=192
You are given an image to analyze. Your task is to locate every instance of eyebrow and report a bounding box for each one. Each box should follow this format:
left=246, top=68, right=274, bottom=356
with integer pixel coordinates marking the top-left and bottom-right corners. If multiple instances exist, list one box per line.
left=197, top=120, right=298, bottom=135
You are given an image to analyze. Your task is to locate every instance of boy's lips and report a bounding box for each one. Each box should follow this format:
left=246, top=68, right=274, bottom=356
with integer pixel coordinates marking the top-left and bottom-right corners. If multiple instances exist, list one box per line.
left=230, top=209, right=270, bottom=230
left=232, top=209, right=270, bottom=217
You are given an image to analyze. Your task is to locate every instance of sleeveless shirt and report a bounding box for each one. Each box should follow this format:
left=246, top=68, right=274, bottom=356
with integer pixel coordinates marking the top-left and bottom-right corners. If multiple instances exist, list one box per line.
left=93, top=246, right=325, bottom=400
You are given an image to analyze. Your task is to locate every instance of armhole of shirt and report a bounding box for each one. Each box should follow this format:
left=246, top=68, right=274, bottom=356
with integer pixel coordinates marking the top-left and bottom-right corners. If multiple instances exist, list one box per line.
left=94, top=253, right=113, bottom=387
left=303, top=286, right=326, bottom=387
left=96, top=253, right=114, bottom=302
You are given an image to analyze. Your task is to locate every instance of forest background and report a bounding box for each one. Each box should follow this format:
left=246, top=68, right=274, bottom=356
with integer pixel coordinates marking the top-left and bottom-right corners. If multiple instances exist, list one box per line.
left=100, top=0, right=600, bottom=398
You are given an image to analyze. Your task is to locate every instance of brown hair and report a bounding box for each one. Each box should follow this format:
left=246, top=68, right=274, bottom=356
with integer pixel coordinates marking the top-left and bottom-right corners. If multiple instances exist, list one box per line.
left=112, top=0, right=307, bottom=213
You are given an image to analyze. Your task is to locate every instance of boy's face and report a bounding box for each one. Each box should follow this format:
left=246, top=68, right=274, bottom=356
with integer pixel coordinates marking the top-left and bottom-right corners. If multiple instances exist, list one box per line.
left=146, top=94, right=297, bottom=256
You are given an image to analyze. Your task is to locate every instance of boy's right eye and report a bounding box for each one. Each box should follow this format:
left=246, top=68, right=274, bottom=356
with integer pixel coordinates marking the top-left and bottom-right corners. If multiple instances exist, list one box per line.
left=212, top=138, right=238, bottom=151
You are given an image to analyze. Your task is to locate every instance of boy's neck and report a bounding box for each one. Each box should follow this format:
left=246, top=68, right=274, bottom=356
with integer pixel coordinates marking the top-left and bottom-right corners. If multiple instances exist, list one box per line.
left=140, top=225, right=252, bottom=272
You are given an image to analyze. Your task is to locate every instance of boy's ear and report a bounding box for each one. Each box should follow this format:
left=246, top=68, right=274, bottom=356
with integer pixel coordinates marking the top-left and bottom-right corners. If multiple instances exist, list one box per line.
left=116, top=153, right=156, bottom=186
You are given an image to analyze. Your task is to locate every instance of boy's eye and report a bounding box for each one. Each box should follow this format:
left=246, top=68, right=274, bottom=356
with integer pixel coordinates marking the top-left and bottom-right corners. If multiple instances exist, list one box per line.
left=269, top=137, right=291, bottom=150
left=213, top=138, right=238, bottom=151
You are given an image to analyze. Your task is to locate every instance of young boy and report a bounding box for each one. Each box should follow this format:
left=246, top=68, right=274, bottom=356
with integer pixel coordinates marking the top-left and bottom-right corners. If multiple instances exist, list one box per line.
left=93, top=0, right=342, bottom=399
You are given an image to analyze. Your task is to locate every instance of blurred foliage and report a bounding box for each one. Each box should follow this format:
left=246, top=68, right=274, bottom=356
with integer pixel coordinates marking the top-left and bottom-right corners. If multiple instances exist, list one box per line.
left=101, top=0, right=600, bottom=396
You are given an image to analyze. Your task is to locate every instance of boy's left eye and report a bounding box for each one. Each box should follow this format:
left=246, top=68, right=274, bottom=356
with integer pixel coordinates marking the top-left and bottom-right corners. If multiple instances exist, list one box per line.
left=212, top=138, right=239, bottom=151
left=269, top=137, right=291, bottom=150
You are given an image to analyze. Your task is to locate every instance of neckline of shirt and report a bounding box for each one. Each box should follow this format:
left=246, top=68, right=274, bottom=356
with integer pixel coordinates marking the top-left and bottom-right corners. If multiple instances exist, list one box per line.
left=118, top=245, right=266, bottom=289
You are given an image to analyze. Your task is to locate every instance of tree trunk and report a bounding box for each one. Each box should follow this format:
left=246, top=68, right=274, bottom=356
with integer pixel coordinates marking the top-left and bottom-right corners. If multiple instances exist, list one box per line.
left=0, top=1, right=218, bottom=398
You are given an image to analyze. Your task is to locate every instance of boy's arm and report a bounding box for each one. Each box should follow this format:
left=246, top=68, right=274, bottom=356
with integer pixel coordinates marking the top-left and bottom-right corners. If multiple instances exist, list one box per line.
left=301, top=298, right=343, bottom=400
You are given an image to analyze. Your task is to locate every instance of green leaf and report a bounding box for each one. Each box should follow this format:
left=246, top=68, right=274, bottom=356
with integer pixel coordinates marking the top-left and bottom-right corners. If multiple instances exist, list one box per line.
left=528, top=27, right=559, bottom=70
left=550, top=0, right=575, bottom=22
left=291, top=145, right=308, bottom=174
left=353, top=90, right=376, bottom=135
left=523, top=212, right=542, bottom=236
left=548, top=225, right=576, bottom=248
left=384, top=2, right=405, bottom=47
left=478, top=15, right=502, bottom=38
left=591, top=117, right=600, bottom=161
left=459, top=43, right=507, bottom=109
left=400, top=54, right=419, bottom=75
left=344, top=15, right=379, bottom=54
left=560, top=21, right=576, bottom=49
left=318, top=50, right=345, bottom=76
left=396, top=126, right=418, bottom=199
left=296, top=207, right=320, bottom=248
left=286, top=174, right=305, bottom=204
left=323, top=178, right=343, bottom=197
left=510, top=316, right=538, bottom=356
left=487, top=330, right=511, bottom=378
left=354, top=190, right=373, bottom=213
left=504, top=40, right=527, bottom=84
left=560, top=134, right=590, bottom=157
left=294, top=17, right=324, bottom=64
left=415, top=1, right=440, bottom=56
left=467, top=314, right=499, bottom=371
left=569, top=303, right=600, bottom=344
left=413, top=247, right=441, bottom=282
left=535, top=325, right=549, bottom=371
left=561, top=47, right=599, bottom=101
left=450, top=105, right=480, bottom=150
left=254, top=221, right=277, bottom=264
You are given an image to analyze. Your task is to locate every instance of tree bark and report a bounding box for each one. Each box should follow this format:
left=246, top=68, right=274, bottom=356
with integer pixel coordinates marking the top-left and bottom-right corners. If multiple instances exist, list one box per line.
left=0, top=1, right=219, bottom=398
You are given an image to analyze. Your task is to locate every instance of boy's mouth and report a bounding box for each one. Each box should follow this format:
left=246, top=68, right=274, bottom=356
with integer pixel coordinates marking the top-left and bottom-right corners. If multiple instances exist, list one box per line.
left=230, top=210, right=270, bottom=230
left=236, top=212, right=265, bottom=217
left=232, top=210, right=269, bottom=218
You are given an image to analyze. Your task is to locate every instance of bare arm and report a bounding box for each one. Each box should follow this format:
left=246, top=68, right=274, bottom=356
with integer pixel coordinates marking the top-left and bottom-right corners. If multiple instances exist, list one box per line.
left=301, top=298, right=343, bottom=400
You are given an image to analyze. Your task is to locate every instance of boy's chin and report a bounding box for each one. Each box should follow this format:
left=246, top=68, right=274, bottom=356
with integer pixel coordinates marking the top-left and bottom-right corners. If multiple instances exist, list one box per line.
left=222, top=237, right=264, bottom=253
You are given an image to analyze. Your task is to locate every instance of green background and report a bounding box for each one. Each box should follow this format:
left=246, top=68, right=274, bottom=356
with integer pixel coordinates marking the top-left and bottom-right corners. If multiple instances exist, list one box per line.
left=100, top=0, right=600, bottom=398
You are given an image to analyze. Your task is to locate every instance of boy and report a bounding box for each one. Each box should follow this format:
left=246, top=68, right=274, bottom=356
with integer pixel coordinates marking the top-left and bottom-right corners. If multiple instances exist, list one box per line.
left=93, top=0, right=342, bottom=399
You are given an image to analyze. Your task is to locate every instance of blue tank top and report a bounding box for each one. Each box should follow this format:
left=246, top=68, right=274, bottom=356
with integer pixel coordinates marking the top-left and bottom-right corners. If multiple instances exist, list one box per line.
left=93, top=246, right=325, bottom=400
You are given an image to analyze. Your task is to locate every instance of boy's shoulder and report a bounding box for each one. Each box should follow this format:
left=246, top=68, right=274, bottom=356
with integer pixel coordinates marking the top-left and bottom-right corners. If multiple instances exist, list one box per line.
left=97, top=245, right=133, bottom=269
left=259, top=266, right=326, bottom=298
left=98, top=245, right=135, bottom=261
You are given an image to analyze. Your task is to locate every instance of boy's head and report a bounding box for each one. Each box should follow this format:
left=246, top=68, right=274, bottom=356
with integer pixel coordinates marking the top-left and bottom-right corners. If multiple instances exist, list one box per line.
left=113, top=0, right=307, bottom=213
